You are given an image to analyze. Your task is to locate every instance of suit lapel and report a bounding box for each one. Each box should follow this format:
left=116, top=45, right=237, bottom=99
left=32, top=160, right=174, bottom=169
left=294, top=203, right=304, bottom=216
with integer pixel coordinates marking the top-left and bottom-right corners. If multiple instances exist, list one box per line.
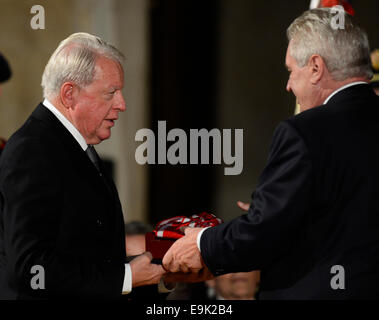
left=30, top=104, right=116, bottom=200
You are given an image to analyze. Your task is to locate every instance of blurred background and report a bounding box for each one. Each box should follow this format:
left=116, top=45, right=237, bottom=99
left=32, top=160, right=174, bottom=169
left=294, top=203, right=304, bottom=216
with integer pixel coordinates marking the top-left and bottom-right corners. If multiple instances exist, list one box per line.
left=0, top=0, right=378, bottom=225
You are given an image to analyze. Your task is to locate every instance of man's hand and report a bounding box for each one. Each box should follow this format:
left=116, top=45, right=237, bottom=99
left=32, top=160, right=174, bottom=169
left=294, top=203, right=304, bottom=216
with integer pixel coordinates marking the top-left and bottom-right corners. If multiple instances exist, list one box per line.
left=130, top=252, right=166, bottom=287
left=163, top=227, right=203, bottom=273
left=162, top=227, right=214, bottom=283
left=237, top=201, right=250, bottom=212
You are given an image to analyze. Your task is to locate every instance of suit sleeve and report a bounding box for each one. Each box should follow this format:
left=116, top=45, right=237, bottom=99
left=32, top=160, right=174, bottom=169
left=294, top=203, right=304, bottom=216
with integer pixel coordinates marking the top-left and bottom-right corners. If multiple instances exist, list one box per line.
left=0, top=137, right=124, bottom=299
left=200, top=120, right=313, bottom=275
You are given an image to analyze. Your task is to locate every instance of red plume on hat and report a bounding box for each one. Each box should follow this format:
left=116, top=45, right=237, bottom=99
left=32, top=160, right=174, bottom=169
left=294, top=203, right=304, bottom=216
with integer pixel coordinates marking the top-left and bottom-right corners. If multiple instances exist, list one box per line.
left=310, top=0, right=355, bottom=16
left=0, top=138, right=6, bottom=153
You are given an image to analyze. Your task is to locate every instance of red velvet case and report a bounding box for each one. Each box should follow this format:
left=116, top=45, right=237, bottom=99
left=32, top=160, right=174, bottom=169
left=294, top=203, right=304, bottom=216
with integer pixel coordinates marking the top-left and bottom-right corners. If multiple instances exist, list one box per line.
left=145, top=232, right=176, bottom=262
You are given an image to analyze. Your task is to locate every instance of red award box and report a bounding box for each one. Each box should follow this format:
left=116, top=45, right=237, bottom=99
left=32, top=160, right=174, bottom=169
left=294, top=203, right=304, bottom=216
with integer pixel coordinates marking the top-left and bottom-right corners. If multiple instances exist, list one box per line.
left=145, top=232, right=176, bottom=263
left=146, top=212, right=223, bottom=264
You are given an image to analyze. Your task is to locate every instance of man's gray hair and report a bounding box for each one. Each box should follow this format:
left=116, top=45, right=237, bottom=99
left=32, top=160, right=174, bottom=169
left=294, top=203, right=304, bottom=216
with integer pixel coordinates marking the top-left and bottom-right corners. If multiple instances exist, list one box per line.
left=287, top=8, right=373, bottom=81
left=41, top=32, right=124, bottom=100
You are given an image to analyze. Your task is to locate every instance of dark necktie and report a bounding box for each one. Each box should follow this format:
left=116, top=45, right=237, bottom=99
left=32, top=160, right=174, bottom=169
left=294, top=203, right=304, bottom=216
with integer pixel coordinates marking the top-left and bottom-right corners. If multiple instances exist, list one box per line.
left=86, top=145, right=117, bottom=198
left=85, top=145, right=102, bottom=174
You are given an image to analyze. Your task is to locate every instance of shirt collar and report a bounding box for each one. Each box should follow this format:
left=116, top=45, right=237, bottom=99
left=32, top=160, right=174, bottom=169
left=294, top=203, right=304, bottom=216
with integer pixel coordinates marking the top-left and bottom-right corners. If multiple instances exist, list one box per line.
left=42, top=98, right=88, bottom=151
left=323, top=81, right=368, bottom=105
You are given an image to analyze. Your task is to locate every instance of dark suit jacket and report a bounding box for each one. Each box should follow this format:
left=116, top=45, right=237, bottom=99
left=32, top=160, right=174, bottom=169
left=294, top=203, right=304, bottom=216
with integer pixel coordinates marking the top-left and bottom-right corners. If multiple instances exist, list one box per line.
left=0, top=103, right=126, bottom=299
left=200, top=84, right=379, bottom=299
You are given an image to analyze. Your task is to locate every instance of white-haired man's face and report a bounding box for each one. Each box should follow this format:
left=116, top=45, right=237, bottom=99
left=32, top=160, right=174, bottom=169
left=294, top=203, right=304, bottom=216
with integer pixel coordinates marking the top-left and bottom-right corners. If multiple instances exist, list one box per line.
left=70, top=56, right=126, bottom=145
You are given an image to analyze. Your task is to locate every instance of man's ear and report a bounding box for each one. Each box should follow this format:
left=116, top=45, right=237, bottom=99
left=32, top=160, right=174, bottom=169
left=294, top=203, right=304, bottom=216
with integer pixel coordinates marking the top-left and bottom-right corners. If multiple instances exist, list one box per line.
left=60, top=82, right=78, bottom=109
left=308, top=54, right=325, bottom=85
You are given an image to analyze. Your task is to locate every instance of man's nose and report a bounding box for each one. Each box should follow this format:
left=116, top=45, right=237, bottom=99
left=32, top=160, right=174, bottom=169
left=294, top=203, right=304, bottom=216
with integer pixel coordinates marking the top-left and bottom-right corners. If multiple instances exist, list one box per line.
left=286, top=80, right=291, bottom=93
left=115, top=91, right=126, bottom=112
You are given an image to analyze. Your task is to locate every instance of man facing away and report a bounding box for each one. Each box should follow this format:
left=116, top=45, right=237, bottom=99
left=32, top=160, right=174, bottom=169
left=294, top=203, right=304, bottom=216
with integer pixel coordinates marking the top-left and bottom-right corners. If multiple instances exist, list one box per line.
left=0, top=33, right=165, bottom=299
left=163, top=8, right=379, bottom=299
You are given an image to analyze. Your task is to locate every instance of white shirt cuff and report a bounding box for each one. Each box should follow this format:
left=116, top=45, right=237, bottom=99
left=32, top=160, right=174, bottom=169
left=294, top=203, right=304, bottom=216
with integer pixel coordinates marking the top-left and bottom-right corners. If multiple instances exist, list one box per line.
left=122, top=263, right=132, bottom=294
left=197, top=227, right=210, bottom=252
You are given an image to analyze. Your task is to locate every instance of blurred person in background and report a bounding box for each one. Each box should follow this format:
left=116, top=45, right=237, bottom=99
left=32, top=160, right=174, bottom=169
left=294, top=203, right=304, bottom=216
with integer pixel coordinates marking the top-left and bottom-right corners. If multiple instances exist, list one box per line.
left=204, top=202, right=260, bottom=300
left=206, top=271, right=260, bottom=300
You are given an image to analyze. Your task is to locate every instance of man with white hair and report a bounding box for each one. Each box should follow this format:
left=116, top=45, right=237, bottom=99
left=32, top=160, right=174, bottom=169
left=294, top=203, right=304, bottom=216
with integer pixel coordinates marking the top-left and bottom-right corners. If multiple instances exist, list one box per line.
left=0, top=33, right=165, bottom=299
left=163, top=8, right=379, bottom=299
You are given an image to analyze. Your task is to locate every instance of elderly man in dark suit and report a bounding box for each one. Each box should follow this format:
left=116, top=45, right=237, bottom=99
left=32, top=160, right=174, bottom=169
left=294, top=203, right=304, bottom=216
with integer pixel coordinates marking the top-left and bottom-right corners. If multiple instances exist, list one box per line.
left=0, top=33, right=165, bottom=299
left=163, top=8, right=379, bottom=299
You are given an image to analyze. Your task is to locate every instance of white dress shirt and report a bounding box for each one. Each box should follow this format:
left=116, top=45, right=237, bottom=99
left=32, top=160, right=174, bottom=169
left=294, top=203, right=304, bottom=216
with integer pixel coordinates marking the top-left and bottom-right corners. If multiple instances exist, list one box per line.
left=42, top=99, right=133, bottom=294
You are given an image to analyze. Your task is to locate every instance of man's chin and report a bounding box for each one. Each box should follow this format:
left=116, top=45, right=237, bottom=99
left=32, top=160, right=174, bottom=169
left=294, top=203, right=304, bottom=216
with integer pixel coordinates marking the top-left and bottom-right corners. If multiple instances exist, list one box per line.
left=97, top=130, right=112, bottom=142
left=86, top=133, right=110, bottom=145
